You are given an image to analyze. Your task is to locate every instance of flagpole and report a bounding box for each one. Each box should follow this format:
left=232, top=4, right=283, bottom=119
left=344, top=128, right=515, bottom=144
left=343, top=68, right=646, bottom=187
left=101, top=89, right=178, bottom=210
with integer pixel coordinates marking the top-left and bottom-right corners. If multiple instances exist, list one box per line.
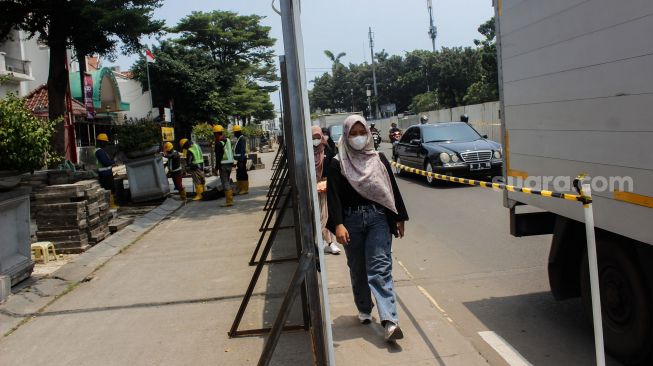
left=145, top=49, right=154, bottom=112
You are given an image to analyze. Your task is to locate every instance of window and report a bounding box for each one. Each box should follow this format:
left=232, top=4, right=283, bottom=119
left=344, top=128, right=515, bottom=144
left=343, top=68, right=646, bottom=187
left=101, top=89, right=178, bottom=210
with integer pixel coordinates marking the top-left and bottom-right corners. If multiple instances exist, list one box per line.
left=422, top=123, right=481, bottom=143
left=400, top=128, right=414, bottom=143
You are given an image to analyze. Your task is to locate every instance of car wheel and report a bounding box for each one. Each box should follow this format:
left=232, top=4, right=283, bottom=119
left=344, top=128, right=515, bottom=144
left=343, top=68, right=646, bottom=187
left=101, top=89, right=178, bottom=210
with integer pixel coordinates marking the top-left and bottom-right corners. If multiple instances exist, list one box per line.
left=425, top=161, right=438, bottom=187
left=580, top=236, right=653, bottom=364
left=393, top=156, right=404, bottom=176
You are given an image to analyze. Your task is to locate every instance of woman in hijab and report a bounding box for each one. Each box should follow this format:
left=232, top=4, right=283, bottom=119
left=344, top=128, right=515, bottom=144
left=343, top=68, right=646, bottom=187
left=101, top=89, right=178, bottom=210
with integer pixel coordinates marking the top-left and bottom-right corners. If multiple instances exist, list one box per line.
left=326, top=115, right=409, bottom=341
left=312, top=125, right=341, bottom=255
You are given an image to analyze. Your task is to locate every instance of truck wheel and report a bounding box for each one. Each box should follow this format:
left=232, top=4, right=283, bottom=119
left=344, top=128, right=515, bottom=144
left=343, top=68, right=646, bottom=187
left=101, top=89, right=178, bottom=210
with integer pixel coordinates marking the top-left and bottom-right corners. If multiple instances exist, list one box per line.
left=580, top=237, right=652, bottom=364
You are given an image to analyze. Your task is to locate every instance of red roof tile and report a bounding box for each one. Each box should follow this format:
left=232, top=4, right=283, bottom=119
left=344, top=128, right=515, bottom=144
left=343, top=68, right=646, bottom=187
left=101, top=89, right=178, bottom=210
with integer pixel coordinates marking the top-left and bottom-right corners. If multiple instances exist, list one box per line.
left=24, top=85, right=87, bottom=117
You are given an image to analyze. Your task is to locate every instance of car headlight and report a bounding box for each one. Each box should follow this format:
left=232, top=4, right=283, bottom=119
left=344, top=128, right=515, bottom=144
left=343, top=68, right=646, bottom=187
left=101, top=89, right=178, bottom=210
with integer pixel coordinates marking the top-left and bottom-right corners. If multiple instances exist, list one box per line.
left=451, top=154, right=460, bottom=163
left=493, top=150, right=502, bottom=159
left=439, top=152, right=450, bottom=164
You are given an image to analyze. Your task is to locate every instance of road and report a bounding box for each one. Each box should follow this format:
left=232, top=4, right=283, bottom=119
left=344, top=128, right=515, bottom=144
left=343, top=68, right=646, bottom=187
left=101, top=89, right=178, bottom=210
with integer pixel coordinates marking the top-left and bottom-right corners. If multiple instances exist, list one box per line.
left=380, top=144, right=621, bottom=366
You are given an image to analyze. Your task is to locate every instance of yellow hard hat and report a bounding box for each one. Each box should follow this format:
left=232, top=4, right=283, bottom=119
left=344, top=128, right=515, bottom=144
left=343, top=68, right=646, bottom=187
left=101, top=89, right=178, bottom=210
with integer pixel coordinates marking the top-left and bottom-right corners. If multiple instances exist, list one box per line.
left=212, top=124, right=224, bottom=133
left=163, top=142, right=173, bottom=152
left=97, top=133, right=109, bottom=142
left=179, top=138, right=188, bottom=148
left=232, top=125, right=242, bottom=132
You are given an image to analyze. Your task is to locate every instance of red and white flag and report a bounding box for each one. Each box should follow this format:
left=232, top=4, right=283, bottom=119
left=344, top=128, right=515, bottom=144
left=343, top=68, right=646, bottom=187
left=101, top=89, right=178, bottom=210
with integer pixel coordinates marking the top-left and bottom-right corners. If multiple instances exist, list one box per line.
left=145, top=49, right=156, bottom=63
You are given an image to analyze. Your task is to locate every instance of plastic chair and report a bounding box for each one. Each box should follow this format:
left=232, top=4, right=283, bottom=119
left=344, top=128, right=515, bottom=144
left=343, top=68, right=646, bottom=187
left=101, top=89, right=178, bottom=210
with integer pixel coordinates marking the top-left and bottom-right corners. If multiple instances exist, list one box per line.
left=31, top=242, right=58, bottom=264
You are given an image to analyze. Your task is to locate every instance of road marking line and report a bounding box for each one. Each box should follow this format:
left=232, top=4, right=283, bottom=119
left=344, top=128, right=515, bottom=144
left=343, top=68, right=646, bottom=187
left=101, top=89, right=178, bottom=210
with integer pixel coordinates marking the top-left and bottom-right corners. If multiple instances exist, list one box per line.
left=478, top=331, right=532, bottom=366
left=416, top=285, right=454, bottom=323
left=397, top=260, right=414, bottom=279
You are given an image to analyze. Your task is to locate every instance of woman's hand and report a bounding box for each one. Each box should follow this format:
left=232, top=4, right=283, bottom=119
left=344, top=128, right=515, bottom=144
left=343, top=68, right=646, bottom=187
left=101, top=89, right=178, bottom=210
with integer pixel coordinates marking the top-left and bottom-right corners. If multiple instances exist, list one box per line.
left=316, top=181, right=327, bottom=193
left=335, top=224, right=350, bottom=245
left=396, top=221, right=405, bottom=238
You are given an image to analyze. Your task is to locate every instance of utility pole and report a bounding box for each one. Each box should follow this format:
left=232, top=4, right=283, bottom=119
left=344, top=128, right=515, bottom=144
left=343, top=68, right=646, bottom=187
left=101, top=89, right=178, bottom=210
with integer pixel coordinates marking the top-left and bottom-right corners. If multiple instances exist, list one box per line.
left=366, top=85, right=372, bottom=119
left=351, top=88, right=354, bottom=112
left=368, top=27, right=380, bottom=119
left=427, top=0, right=437, bottom=52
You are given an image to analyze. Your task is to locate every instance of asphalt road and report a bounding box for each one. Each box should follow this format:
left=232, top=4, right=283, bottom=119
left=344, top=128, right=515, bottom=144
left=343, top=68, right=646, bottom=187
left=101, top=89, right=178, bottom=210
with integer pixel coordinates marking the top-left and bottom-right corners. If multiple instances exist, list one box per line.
left=381, top=144, right=621, bottom=366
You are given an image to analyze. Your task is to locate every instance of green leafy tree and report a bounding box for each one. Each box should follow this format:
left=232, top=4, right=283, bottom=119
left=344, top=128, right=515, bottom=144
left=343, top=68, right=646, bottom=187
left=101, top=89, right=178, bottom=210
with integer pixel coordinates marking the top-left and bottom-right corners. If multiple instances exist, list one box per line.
left=172, top=11, right=278, bottom=89
left=0, top=94, right=57, bottom=171
left=409, top=92, right=439, bottom=113
left=465, top=17, right=498, bottom=104
left=1, top=0, right=163, bottom=156
left=324, top=50, right=346, bottom=75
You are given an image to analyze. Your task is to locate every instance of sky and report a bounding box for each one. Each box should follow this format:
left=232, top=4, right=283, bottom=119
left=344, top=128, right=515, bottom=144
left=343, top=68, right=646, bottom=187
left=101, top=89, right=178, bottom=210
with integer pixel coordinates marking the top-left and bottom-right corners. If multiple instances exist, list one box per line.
left=112, top=0, right=494, bottom=109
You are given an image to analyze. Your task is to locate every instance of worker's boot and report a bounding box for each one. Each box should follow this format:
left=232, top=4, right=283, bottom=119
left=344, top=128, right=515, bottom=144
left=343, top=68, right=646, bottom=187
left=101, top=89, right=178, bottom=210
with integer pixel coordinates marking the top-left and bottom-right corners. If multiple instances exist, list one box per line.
left=238, top=181, right=249, bottom=195
left=109, top=193, right=119, bottom=209
left=222, top=189, right=234, bottom=207
left=193, top=184, right=204, bottom=201
left=179, top=189, right=187, bottom=201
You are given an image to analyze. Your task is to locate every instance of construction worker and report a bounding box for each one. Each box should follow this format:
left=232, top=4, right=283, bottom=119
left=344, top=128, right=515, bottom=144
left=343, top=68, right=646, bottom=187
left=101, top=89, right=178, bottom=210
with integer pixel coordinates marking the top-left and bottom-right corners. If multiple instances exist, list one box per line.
left=163, top=142, right=186, bottom=201
left=213, top=125, right=234, bottom=206
left=180, top=137, right=205, bottom=201
left=232, top=125, right=249, bottom=195
left=95, top=133, right=117, bottom=207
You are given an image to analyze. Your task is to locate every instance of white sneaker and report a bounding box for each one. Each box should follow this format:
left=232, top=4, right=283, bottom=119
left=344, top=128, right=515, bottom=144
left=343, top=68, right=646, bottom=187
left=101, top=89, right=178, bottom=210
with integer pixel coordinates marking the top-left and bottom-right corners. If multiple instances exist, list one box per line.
left=324, top=243, right=341, bottom=255
left=358, top=312, right=372, bottom=324
left=384, top=322, right=404, bottom=341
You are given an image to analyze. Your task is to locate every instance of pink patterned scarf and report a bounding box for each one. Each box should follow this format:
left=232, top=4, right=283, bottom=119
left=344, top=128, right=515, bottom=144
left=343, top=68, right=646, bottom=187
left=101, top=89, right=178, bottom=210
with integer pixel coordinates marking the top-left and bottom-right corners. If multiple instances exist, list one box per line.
left=338, top=115, right=397, bottom=214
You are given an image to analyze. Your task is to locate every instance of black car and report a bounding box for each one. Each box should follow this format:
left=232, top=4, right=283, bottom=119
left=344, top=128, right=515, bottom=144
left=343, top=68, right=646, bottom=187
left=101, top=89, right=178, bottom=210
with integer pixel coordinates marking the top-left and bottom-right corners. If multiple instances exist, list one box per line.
left=392, top=122, right=503, bottom=185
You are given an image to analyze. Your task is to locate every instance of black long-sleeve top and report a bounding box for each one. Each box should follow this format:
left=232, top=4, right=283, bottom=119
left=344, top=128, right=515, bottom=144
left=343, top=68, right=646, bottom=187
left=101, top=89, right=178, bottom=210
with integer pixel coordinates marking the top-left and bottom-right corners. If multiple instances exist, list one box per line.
left=319, top=146, right=335, bottom=180
left=326, top=153, right=409, bottom=237
left=214, top=139, right=224, bottom=169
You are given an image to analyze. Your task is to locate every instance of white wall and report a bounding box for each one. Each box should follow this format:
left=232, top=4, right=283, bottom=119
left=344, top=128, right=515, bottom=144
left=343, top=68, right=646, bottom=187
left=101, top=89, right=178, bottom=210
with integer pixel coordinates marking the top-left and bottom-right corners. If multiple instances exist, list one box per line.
left=115, top=74, right=152, bottom=121
left=369, top=101, right=502, bottom=143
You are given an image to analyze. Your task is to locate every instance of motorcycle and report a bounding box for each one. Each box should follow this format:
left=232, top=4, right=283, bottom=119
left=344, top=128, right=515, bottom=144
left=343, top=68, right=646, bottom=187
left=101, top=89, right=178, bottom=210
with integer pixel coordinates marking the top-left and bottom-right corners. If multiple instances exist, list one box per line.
left=372, top=131, right=382, bottom=150
left=389, top=130, right=402, bottom=144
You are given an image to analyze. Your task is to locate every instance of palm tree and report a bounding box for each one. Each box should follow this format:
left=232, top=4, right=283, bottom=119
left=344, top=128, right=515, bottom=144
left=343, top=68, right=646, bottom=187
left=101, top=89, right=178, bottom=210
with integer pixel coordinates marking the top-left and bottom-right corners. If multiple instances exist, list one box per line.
left=324, top=50, right=347, bottom=75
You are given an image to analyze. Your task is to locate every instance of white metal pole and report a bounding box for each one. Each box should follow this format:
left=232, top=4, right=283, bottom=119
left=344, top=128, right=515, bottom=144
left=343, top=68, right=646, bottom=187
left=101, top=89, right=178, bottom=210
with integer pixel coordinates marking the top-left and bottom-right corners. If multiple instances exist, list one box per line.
left=145, top=53, right=154, bottom=111
left=581, top=181, right=606, bottom=366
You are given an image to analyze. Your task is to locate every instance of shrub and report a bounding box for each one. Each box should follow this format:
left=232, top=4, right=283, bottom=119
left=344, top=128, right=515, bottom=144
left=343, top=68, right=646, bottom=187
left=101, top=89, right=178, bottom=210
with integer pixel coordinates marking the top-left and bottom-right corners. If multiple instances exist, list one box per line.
left=0, top=94, right=56, bottom=172
left=116, top=120, right=161, bottom=153
left=192, top=122, right=214, bottom=143
left=242, top=125, right=264, bottom=138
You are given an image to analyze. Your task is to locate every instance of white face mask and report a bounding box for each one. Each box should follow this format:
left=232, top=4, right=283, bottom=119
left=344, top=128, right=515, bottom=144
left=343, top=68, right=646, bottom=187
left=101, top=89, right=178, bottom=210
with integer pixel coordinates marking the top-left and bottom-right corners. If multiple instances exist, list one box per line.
left=312, top=139, right=322, bottom=147
left=348, top=135, right=368, bottom=150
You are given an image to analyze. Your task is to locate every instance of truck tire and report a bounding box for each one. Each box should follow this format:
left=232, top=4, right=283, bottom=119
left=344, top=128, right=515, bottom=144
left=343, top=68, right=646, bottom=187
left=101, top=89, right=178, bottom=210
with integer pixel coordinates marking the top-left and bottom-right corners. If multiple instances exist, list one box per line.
left=580, top=235, right=653, bottom=364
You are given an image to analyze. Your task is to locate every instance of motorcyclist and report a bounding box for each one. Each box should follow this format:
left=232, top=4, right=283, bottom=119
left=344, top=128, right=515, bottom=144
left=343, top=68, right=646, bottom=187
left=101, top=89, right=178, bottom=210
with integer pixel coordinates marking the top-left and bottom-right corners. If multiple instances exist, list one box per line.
left=420, top=115, right=429, bottom=124
left=460, top=114, right=470, bottom=123
left=389, top=122, right=402, bottom=142
left=370, top=123, right=379, bottom=133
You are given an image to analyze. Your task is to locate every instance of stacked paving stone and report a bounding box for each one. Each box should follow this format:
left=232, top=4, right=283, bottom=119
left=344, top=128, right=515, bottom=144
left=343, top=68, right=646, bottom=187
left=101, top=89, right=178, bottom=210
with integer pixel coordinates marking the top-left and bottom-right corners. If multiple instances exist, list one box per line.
left=34, top=180, right=111, bottom=253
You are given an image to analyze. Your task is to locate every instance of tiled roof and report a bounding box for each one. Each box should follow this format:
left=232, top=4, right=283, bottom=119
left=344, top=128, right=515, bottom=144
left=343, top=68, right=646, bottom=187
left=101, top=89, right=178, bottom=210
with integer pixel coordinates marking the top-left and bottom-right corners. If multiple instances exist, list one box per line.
left=24, top=85, right=87, bottom=117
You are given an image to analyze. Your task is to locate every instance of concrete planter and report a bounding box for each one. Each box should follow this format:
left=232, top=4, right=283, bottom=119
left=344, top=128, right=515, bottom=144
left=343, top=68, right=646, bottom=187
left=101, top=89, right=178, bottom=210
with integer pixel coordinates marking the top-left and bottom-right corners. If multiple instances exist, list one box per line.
left=0, top=187, right=33, bottom=286
left=125, top=155, right=170, bottom=203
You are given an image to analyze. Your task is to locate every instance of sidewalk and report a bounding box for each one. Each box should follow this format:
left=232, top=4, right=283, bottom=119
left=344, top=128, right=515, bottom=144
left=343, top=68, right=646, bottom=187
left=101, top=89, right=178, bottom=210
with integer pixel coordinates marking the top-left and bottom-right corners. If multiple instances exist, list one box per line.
left=0, top=151, right=488, bottom=366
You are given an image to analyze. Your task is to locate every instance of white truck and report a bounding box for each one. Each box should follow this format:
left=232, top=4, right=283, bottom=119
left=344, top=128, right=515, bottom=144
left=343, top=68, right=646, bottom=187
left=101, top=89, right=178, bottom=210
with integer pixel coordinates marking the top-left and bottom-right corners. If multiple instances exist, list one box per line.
left=495, top=1, right=653, bottom=364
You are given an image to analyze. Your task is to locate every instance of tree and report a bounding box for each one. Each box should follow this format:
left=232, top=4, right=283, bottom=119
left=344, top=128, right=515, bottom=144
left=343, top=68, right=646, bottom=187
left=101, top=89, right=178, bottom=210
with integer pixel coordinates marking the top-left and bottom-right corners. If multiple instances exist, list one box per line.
left=465, top=17, right=498, bottom=104
left=1, top=0, right=163, bottom=156
left=409, top=92, right=439, bottom=113
left=172, top=11, right=278, bottom=90
left=324, top=50, right=346, bottom=75
left=132, top=11, right=278, bottom=133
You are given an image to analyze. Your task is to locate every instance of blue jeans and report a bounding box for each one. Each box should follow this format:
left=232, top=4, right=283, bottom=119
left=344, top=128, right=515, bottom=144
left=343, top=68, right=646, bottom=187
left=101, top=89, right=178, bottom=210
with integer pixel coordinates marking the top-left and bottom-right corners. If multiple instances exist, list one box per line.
left=343, top=205, right=398, bottom=324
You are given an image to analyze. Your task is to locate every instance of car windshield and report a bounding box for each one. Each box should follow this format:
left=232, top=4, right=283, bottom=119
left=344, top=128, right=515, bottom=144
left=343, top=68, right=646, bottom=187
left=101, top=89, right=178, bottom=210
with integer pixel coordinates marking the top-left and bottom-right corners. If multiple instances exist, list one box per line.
left=422, top=124, right=481, bottom=143
left=329, top=125, right=343, bottom=142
